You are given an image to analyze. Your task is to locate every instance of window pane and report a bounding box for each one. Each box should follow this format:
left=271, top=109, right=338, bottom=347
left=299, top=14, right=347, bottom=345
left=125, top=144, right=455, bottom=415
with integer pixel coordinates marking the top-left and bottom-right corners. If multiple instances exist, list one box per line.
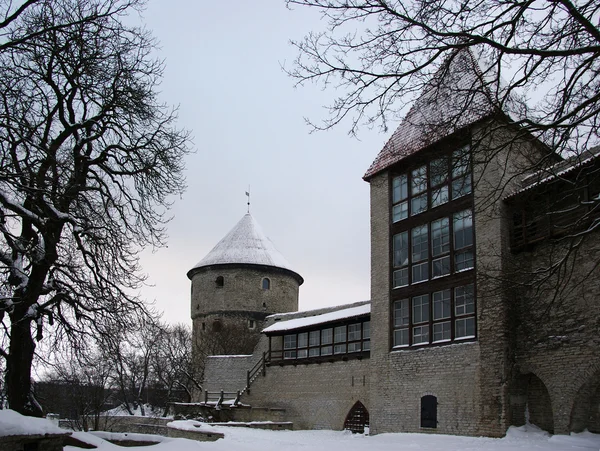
left=348, top=323, right=361, bottom=341
left=412, top=294, right=429, bottom=324
left=393, top=231, right=409, bottom=267
left=456, top=317, right=476, bottom=338
left=411, top=193, right=428, bottom=215
left=321, top=328, right=333, bottom=345
left=309, top=347, right=320, bottom=357
left=430, top=158, right=448, bottom=186
left=393, top=201, right=409, bottom=222
left=411, top=166, right=427, bottom=195
left=455, top=249, right=474, bottom=271
left=334, top=344, right=347, bottom=354
left=432, top=256, right=451, bottom=278
left=284, top=335, right=296, bottom=349
left=394, top=299, right=409, bottom=327
left=412, top=262, right=429, bottom=283
left=433, top=321, right=451, bottom=342
left=431, top=217, right=450, bottom=256
left=298, top=332, right=308, bottom=348
left=454, top=209, right=473, bottom=250
left=412, top=225, right=428, bottom=262
left=363, top=321, right=370, bottom=340
left=394, top=328, right=409, bottom=347
left=455, top=284, right=475, bottom=315
left=348, top=342, right=361, bottom=353
left=363, top=340, right=371, bottom=351
left=431, top=185, right=449, bottom=207
left=452, top=145, right=471, bottom=177
left=309, top=331, right=320, bottom=347
left=452, top=175, right=472, bottom=199
left=334, top=326, right=347, bottom=343
left=284, top=350, right=297, bottom=359
left=413, top=325, right=430, bottom=344
left=393, top=268, right=409, bottom=288
left=433, top=289, right=451, bottom=320
left=393, top=174, right=408, bottom=203
left=298, top=349, right=308, bottom=359
left=321, top=345, right=332, bottom=356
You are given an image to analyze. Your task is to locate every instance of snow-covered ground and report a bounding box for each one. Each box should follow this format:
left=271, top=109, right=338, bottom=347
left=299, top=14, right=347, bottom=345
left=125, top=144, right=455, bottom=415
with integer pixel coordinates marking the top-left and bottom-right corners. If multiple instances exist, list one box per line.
left=71, top=423, right=600, bottom=451
left=2, top=410, right=600, bottom=451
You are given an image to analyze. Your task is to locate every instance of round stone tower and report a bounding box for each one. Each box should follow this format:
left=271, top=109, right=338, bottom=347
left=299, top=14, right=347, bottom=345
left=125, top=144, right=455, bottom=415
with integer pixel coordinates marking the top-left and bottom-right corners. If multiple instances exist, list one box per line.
left=187, top=213, right=303, bottom=356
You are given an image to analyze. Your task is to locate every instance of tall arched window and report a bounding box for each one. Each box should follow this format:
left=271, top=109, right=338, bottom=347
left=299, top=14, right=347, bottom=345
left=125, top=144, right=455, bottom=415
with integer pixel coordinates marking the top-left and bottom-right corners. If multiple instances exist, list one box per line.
left=421, top=395, right=437, bottom=428
left=262, top=277, right=271, bottom=290
left=215, top=276, right=224, bottom=288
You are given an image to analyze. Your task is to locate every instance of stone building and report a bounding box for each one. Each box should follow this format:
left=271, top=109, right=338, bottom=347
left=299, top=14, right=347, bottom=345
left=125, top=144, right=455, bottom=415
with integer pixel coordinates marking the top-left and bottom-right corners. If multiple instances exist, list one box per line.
left=187, top=213, right=303, bottom=356
left=192, top=49, right=600, bottom=437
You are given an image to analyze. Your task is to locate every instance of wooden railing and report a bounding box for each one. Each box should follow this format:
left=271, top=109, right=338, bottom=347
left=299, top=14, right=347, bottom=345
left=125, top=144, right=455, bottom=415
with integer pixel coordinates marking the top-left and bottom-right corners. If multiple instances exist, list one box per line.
left=202, top=352, right=268, bottom=405
left=245, top=352, right=267, bottom=395
left=203, top=389, right=242, bottom=407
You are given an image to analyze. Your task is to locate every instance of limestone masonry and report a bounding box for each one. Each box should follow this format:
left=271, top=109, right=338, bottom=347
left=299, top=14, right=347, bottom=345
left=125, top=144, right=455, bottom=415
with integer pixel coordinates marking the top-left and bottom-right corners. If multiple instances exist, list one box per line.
left=191, top=49, right=600, bottom=436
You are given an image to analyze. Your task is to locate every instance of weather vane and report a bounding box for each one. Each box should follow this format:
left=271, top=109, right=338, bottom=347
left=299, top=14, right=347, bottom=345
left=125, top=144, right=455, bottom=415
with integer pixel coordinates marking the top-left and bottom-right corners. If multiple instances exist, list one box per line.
left=245, top=186, right=250, bottom=213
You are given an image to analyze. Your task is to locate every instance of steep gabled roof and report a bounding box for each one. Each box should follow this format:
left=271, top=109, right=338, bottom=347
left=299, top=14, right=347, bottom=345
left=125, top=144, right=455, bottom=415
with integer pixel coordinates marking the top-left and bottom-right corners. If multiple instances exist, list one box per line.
left=364, top=49, right=499, bottom=179
left=187, top=213, right=303, bottom=283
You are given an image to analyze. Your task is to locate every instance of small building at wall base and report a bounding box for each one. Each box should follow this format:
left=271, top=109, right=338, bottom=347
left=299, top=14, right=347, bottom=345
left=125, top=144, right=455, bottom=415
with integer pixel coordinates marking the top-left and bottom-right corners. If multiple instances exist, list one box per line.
left=192, top=49, right=600, bottom=437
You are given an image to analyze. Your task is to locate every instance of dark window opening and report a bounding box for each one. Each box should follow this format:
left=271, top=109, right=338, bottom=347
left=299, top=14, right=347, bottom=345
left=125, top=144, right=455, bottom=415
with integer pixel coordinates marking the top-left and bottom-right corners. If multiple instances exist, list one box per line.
left=215, top=276, right=224, bottom=288
left=421, top=395, right=438, bottom=428
left=212, top=320, right=222, bottom=332
left=262, top=278, right=271, bottom=290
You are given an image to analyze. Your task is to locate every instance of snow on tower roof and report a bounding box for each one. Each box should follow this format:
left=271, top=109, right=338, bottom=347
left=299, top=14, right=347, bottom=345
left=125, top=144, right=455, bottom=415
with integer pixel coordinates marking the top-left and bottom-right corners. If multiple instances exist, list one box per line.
left=188, top=213, right=303, bottom=282
left=364, top=49, right=499, bottom=180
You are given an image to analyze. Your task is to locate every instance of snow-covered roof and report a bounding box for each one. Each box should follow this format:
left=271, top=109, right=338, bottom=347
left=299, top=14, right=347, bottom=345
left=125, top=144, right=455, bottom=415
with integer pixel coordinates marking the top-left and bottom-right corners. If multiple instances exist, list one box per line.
left=364, top=49, right=499, bottom=179
left=263, top=303, right=371, bottom=334
left=188, top=214, right=303, bottom=282
left=505, top=146, right=600, bottom=200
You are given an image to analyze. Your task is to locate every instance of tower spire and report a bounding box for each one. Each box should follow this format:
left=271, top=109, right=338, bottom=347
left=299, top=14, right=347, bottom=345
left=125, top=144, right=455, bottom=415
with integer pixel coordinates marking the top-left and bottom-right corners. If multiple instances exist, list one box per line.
left=245, top=185, right=250, bottom=214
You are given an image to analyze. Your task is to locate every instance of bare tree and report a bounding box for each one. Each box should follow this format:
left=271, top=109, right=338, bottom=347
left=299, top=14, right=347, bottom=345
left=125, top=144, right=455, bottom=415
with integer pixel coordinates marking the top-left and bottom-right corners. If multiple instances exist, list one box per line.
left=101, top=316, right=163, bottom=417
left=37, top=350, right=115, bottom=431
left=152, top=323, right=201, bottom=415
left=286, top=0, right=599, bottom=154
left=0, top=0, right=191, bottom=416
left=286, top=0, right=600, bottom=307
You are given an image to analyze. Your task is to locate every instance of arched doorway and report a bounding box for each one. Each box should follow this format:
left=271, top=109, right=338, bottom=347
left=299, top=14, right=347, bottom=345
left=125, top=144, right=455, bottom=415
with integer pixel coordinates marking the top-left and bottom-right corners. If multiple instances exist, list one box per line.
left=511, top=373, right=554, bottom=433
left=344, top=401, right=369, bottom=433
left=421, top=395, right=437, bottom=428
left=570, top=371, right=600, bottom=433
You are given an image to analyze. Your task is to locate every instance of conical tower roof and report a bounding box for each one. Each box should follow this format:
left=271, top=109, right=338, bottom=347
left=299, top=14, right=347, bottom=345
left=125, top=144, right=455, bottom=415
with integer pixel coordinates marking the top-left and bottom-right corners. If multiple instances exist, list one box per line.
left=187, top=213, right=303, bottom=283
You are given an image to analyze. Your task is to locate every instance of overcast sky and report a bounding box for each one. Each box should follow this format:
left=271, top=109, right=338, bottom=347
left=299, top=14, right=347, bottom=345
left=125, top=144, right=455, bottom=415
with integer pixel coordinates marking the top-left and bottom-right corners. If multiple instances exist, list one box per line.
left=134, top=1, right=390, bottom=325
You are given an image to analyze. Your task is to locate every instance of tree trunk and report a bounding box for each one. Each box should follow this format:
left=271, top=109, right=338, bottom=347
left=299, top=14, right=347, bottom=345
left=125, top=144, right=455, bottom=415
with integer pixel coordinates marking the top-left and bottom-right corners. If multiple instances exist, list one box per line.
left=6, top=306, right=42, bottom=417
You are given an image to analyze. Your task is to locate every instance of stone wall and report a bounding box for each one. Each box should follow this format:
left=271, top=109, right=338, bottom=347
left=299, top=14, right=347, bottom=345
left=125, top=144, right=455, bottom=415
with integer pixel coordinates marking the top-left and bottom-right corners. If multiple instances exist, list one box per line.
left=203, top=355, right=256, bottom=394
left=242, top=358, right=370, bottom=430
left=190, top=266, right=299, bottom=319
left=0, top=434, right=70, bottom=451
left=509, top=231, right=600, bottom=434
left=366, top=124, right=544, bottom=437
